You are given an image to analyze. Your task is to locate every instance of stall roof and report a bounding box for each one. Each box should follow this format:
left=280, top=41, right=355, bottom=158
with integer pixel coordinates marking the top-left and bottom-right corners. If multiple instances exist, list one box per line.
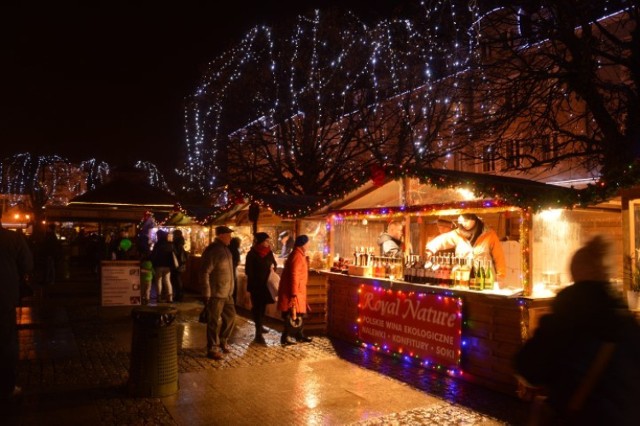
left=69, top=178, right=177, bottom=207
left=45, top=178, right=178, bottom=223
left=207, top=169, right=585, bottom=222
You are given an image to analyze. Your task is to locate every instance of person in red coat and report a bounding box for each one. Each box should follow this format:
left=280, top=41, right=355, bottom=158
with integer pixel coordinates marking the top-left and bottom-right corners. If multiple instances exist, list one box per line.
left=277, top=235, right=313, bottom=345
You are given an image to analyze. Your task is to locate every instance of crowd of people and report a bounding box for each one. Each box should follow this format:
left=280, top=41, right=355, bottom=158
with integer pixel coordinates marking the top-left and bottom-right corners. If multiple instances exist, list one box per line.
left=200, top=226, right=313, bottom=360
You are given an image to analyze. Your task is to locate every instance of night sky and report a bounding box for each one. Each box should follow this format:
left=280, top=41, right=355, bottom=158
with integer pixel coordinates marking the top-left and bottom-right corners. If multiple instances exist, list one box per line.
left=1, top=0, right=403, bottom=180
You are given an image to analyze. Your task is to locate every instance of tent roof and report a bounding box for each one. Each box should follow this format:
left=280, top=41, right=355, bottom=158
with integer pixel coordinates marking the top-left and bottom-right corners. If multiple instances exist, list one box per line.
left=249, top=170, right=582, bottom=218
left=69, top=178, right=177, bottom=208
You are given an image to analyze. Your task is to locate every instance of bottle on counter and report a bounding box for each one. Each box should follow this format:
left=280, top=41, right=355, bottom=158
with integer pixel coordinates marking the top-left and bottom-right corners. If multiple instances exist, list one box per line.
left=441, top=254, right=452, bottom=287
left=469, top=260, right=477, bottom=290
left=484, top=260, right=495, bottom=290
left=459, top=257, right=471, bottom=288
left=450, top=256, right=461, bottom=287
left=477, top=259, right=486, bottom=290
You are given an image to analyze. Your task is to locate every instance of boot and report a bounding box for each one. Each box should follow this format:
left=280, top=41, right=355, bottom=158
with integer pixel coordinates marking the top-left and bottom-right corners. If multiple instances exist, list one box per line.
left=280, top=331, right=296, bottom=346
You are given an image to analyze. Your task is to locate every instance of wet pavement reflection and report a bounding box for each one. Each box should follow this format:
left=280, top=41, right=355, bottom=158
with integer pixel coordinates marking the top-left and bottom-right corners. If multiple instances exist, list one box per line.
left=6, top=275, right=529, bottom=425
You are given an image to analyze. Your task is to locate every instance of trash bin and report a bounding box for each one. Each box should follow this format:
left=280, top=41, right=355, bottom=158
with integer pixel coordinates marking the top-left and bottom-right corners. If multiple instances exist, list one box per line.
left=128, top=305, right=179, bottom=397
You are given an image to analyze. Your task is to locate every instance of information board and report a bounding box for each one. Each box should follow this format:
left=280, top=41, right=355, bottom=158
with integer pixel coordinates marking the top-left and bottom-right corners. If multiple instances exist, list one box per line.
left=101, top=260, right=142, bottom=306
left=358, top=285, right=462, bottom=367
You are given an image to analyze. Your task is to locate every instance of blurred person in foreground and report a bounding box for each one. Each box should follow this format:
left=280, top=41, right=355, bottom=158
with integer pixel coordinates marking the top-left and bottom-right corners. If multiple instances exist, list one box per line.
left=200, top=226, right=236, bottom=360
left=0, top=222, right=34, bottom=404
left=514, top=235, right=640, bottom=425
left=244, top=232, right=277, bottom=344
left=277, top=235, right=313, bottom=346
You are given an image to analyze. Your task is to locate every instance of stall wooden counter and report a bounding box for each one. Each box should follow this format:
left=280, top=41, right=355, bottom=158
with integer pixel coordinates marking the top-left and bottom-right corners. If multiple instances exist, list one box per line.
left=323, top=270, right=553, bottom=395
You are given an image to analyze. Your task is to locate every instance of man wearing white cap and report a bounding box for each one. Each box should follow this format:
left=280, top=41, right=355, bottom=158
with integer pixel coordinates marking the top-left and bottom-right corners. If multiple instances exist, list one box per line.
left=200, top=225, right=236, bottom=360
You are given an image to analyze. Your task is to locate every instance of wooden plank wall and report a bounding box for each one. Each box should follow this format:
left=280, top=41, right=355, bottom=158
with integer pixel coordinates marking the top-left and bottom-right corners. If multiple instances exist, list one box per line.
left=326, top=273, right=552, bottom=395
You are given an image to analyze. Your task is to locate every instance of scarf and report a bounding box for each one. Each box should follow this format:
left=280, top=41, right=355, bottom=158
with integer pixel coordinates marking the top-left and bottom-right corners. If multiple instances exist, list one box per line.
left=456, top=220, right=484, bottom=246
left=254, top=245, right=271, bottom=258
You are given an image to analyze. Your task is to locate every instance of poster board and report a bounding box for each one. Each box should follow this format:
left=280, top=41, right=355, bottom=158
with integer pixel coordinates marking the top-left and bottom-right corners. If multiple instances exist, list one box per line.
left=358, top=285, right=462, bottom=368
left=101, top=260, right=141, bottom=306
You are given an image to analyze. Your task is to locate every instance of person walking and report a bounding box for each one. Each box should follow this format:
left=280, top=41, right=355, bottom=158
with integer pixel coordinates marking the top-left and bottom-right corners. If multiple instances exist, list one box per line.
left=200, top=226, right=236, bottom=360
left=171, top=229, right=187, bottom=302
left=0, top=222, right=34, bottom=404
left=150, top=230, right=174, bottom=303
left=41, top=223, right=60, bottom=286
left=228, top=236, right=241, bottom=304
left=514, top=235, right=640, bottom=425
left=140, top=257, right=154, bottom=305
left=277, top=234, right=313, bottom=346
left=245, top=232, right=277, bottom=345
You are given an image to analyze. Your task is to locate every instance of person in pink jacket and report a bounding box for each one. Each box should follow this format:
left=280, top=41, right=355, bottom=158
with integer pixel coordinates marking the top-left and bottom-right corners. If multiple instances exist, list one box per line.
left=277, top=235, right=313, bottom=346
left=425, top=213, right=506, bottom=284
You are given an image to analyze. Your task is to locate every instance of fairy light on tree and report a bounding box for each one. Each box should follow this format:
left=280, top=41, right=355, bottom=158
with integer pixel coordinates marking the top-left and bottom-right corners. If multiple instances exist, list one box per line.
left=182, top=2, right=481, bottom=212
left=0, top=153, right=87, bottom=234
left=80, top=158, right=110, bottom=191
left=457, top=0, right=640, bottom=201
left=134, top=160, right=171, bottom=193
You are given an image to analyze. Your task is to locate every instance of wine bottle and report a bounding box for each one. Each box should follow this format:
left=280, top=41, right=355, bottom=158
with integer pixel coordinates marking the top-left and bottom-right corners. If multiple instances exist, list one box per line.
left=483, top=260, right=494, bottom=290
left=460, top=257, right=470, bottom=288
left=477, top=260, right=485, bottom=290
left=468, top=260, right=477, bottom=290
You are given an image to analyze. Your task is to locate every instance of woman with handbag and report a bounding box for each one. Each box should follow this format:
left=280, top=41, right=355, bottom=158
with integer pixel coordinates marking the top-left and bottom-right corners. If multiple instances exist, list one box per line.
left=277, top=235, right=313, bottom=346
left=245, top=232, right=277, bottom=345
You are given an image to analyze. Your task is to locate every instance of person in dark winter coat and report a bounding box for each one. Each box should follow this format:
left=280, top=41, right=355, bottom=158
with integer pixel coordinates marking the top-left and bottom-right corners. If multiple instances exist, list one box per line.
left=514, top=235, right=640, bottom=425
left=244, top=232, right=277, bottom=345
left=200, top=226, right=236, bottom=360
left=171, top=229, right=187, bottom=302
left=149, top=230, right=174, bottom=303
left=0, top=222, right=34, bottom=402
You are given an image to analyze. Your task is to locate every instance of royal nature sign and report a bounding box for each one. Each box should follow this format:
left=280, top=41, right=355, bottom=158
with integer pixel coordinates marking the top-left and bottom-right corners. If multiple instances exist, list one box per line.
left=358, top=285, right=462, bottom=367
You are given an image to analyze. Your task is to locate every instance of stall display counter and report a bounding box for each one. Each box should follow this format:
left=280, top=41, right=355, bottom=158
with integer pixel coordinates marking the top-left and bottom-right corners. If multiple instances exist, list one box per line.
left=323, top=271, right=553, bottom=395
left=235, top=268, right=328, bottom=331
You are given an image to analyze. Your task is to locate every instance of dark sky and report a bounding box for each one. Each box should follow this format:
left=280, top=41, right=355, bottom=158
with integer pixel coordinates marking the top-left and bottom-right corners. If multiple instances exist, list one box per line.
left=0, top=0, right=402, bottom=180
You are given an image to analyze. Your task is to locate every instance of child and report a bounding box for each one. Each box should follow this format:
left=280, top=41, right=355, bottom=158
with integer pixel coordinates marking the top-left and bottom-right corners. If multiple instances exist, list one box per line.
left=140, top=258, right=154, bottom=305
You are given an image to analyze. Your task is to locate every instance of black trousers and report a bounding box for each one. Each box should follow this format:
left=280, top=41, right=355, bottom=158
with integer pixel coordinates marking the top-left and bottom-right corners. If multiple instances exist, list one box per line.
left=250, top=295, right=267, bottom=335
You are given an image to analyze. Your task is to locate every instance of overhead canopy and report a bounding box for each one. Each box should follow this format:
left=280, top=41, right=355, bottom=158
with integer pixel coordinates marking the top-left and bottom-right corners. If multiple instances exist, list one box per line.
left=69, top=178, right=177, bottom=207
left=241, top=169, right=583, bottom=219
left=45, top=178, right=178, bottom=223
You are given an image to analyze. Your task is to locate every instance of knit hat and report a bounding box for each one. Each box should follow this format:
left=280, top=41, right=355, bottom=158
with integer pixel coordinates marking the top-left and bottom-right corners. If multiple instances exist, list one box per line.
left=294, top=235, right=309, bottom=247
left=570, top=235, right=611, bottom=283
left=254, top=232, right=270, bottom=244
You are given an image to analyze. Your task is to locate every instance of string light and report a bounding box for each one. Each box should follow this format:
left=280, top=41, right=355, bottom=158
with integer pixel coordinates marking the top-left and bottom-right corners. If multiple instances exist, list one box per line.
left=356, top=283, right=464, bottom=376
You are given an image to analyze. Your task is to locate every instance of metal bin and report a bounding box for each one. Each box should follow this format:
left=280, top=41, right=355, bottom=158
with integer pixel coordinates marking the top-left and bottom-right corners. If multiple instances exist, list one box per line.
left=128, top=306, right=179, bottom=397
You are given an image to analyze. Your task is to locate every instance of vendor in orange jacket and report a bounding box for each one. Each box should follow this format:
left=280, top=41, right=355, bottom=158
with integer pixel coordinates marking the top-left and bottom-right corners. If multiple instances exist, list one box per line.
left=425, top=213, right=506, bottom=284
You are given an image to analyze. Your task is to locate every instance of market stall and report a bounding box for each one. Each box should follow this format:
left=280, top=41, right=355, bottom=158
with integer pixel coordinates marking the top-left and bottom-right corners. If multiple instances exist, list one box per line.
left=311, top=174, right=622, bottom=394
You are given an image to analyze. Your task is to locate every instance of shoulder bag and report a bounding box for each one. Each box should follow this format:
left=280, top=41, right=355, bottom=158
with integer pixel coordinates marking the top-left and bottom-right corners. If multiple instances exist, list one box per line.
left=267, top=268, right=280, bottom=300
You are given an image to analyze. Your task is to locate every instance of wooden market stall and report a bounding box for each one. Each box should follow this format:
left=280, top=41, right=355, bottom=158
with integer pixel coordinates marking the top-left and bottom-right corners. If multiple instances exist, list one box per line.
left=298, top=171, right=623, bottom=394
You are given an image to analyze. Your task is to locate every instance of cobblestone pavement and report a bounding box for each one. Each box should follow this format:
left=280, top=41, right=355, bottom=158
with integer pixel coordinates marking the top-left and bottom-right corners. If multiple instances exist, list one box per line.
left=7, top=275, right=529, bottom=425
